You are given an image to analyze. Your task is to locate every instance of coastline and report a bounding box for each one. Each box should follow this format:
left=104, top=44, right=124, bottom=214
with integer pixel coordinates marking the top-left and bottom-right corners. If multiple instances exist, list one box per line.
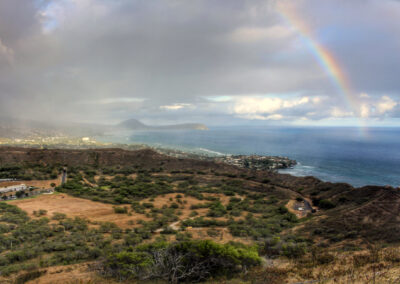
left=0, top=144, right=397, bottom=190
left=1, top=126, right=400, bottom=188
left=2, top=126, right=400, bottom=188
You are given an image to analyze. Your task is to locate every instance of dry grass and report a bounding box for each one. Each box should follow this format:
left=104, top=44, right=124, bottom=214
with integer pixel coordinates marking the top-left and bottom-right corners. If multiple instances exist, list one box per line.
left=25, top=263, right=98, bottom=284
left=9, top=193, right=150, bottom=228
left=9, top=191, right=246, bottom=243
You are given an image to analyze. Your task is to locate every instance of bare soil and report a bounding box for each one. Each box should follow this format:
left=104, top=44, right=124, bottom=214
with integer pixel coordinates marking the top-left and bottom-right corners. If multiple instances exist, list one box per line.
left=9, top=193, right=150, bottom=228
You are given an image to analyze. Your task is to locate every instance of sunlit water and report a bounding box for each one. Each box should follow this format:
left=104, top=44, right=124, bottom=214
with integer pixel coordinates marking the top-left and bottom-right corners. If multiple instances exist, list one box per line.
left=100, top=126, right=400, bottom=187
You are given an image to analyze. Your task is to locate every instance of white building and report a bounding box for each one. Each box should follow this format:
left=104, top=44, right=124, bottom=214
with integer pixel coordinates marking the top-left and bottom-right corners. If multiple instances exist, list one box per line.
left=0, top=184, right=28, bottom=194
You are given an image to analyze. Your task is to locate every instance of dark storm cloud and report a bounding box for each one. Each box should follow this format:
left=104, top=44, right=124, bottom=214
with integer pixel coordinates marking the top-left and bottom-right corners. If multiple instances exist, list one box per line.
left=0, top=0, right=399, bottom=124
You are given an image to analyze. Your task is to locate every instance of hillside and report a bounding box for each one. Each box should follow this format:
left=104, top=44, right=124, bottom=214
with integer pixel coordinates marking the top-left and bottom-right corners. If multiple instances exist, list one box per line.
left=0, top=146, right=399, bottom=244
left=0, top=147, right=399, bottom=283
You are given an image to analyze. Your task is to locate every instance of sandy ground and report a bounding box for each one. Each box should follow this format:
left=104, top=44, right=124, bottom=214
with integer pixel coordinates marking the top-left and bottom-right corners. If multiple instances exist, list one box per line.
left=9, top=190, right=248, bottom=244
left=9, top=193, right=149, bottom=228
left=25, top=263, right=100, bottom=284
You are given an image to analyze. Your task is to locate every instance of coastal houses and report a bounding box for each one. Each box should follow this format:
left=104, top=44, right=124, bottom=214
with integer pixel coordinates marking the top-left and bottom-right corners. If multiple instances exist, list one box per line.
left=0, top=184, right=54, bottom=200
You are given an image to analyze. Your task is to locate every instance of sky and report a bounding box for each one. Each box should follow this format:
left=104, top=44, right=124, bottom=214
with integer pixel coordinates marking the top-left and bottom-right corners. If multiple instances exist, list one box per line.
left=0, top=0, right=400, bottom=126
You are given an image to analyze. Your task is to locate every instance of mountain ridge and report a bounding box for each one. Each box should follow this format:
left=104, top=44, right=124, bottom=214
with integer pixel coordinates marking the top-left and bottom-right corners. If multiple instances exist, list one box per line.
left=117, top=118, right=208, bottom=131
left=0, top=117, right=208, bottom=138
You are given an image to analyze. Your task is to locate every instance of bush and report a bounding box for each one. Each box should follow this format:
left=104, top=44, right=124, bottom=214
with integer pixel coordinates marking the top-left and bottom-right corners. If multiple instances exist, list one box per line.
left=318, top=199, right=336, bottom=209
left=16, top=191, right=25, bottom=198
left=282, top=242, right=307, bottom=259
left=175, top=232, right=192, bottom=242
left=101, top=251, right=152, bottom=280
left=206, top=228, right=220, bottom=237
left=277, top=206, right=288, bottom=214
left=52, top=212, right=66, bottom=220
left=206, top=202, right=226, bottom=217
left=142, top=202, right=154, bottom=208
left=170, top=203, right=179, bottom=209
left=14, top=269, right=47, bottom=284
left=100, top=240, right=261, bottom=282
left=33, top=209, right=47, bottom=217
left=160, top=227, right=177, bottom=235
left=113, top=206, right=128, bottom=214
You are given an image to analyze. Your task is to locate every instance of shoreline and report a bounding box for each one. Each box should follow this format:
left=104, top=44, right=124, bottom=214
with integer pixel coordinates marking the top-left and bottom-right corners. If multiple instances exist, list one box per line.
left=0, top=144, right=398, bottom=190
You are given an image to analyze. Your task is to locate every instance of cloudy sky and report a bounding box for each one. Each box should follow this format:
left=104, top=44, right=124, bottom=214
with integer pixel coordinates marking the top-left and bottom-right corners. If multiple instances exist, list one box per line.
left=0, top=0, right=400, bottom=126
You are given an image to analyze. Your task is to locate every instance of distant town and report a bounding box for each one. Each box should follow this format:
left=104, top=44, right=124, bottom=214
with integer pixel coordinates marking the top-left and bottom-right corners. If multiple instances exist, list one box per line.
left=0, top=136, right=109, bottom=148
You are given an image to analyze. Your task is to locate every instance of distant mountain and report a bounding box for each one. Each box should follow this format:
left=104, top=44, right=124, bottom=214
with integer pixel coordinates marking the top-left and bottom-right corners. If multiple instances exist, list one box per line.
left=117, top=118, right=208, bottom=131
left=0, top=117, right=207, bottom=139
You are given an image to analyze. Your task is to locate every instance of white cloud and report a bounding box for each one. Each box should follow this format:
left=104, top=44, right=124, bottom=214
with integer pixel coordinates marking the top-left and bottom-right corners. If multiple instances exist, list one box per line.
left=377, top=95, right=397, bottom=114
left=0, top=38, right=14, bottom=65
left=265, top=114, right=284, bottom=120
left=233, top=96, right=313, bottom=118
left=234, top=97, right=282, bottom=114
left=357, top=94, right=397, bottom=118
left=160, top=103, right=194, bottom=111
left=237, top=114, right=284, bottom=120
left=360, top=103, right=370, bottom=118
left=230, top=25, right=292, bottom=43
left=330, top=107, right=353, bottom=118
left=206, top=96, right=232, bottom=102
left=283, top=97, right=310, bottom=108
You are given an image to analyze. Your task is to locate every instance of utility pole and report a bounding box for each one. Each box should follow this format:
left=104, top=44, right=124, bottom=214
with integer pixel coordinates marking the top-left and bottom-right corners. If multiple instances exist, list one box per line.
left=61, top=167, right=67, bottom=185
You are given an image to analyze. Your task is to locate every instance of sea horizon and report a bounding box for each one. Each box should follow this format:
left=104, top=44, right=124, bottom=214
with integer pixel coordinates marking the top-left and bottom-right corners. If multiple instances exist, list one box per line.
left=99, top=125, right=400, bottom=188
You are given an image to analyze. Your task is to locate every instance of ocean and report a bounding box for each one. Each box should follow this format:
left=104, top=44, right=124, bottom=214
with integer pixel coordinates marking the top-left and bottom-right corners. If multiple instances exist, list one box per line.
left=102, top=126, right=400, bottom=188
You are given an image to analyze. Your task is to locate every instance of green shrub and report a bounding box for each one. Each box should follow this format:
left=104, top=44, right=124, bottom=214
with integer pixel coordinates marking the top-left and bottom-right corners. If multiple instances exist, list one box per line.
left=318, top=199, right=336, bottom=209
left=170, top=203, right=179, bottom=209
left=142, top=202, right=154, bottom=208
left=113, top=206, right=128, bottom=214
left=14, top=269, right=46, bottom=284
left=206, top=228, right=220, bottom=237
left=101, top=240, right=261, bottom=282
left=102, top=251, right=152, bottom=280
left=160, top=227, right=177, bottom=235
left=206, top=202, right=226, bottom=217
left=33, top=209, right=47, bottom=217
left=52, top=212, right=66, bottom=220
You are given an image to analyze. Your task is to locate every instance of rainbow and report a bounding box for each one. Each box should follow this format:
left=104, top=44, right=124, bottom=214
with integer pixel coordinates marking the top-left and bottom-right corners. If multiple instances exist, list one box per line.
left=276, top=3, right=362, bottom=121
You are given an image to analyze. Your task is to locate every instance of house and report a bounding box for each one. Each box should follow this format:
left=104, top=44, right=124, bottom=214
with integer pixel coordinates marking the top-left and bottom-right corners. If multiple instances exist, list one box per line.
left=0, top=184, right=28, bottom=200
